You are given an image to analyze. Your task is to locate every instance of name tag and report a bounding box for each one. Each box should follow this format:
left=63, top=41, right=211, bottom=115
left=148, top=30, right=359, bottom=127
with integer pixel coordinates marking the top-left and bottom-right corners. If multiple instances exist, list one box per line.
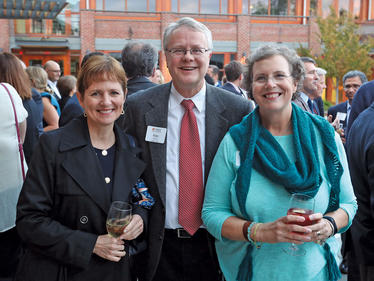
left=336, top=112, right=347, bottom=121
left=145, top=126, right=167, bottom=144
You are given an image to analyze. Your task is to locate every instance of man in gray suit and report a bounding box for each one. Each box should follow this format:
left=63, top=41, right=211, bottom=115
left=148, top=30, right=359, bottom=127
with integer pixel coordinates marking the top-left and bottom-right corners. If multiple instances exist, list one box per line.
left=124, top=17, right=253, bottom=281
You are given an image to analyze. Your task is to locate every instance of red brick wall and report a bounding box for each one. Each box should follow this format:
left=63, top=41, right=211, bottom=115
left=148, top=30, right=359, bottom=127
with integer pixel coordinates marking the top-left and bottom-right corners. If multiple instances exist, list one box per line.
left=0, top=19, right=10, bottom=52
left=80, top=10, right=96, bottom=59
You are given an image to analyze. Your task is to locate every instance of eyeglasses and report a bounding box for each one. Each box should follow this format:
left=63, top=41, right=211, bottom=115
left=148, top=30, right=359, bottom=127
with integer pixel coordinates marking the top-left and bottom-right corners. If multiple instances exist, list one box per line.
left=165, top=48, right=210, bottom=57
left=344, top=84, right=361, bottom=90
left=253, top=73, right=291, bottom=84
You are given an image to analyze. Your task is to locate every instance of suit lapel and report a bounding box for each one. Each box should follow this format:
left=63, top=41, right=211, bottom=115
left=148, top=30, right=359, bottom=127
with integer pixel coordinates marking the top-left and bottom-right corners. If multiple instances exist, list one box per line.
left=205, top=85, right=229, bottom=183
left=145, top=84, right=171, bottom=205
left=62, top=142, right=111, bottom=214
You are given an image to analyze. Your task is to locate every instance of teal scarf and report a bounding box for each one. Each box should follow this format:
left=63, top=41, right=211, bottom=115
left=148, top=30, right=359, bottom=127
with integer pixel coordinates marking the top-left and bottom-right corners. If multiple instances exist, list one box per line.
left=229, top=103, right=343, bottom=281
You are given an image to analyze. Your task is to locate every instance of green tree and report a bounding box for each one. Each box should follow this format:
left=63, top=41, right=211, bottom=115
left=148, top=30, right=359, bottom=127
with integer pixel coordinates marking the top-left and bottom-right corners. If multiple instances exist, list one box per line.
left=315, top=7, right=374, bottom=103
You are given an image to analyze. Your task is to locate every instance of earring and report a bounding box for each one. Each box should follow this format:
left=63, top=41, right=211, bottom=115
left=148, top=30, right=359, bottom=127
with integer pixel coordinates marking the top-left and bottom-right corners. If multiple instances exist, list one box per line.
left=83, top=112, right=87, bottom=117
left=121, top=109, right=124, bottom=115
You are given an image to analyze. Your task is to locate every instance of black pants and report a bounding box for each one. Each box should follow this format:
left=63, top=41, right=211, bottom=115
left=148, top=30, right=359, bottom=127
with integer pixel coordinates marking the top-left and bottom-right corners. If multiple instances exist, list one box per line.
left=0, top=227, right=22, bottom=278
left=152, top=229, right=221, bottom=281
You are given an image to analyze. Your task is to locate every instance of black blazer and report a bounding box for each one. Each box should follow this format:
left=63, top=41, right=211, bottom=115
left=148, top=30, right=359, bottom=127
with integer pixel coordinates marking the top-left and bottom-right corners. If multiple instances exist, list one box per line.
left=123, top=82, right=253, bottom=281
left=127, top=76, right=157, bottom=96
left=16, top=116, right=146, bottom=281
left=346, top=102, right=374, bottom=265
left=221, top=82, right=243, bottom=96
left=22, top=98, right=42, bottom=164
left=59, top=94, right=84, bottom=127
left=327, top=101, right=348, bottom=129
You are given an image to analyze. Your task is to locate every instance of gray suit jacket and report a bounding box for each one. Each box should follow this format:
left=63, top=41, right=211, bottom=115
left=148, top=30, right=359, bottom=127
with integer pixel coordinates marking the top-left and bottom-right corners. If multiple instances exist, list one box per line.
left=123, top=82, right=253, bottom=281
left=292, top=92, right=312, bottom=113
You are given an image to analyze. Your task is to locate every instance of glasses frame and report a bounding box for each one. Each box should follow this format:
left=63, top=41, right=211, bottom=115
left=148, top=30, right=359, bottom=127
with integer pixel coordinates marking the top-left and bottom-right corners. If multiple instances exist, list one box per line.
left=165, top=48, right=210, bottom=57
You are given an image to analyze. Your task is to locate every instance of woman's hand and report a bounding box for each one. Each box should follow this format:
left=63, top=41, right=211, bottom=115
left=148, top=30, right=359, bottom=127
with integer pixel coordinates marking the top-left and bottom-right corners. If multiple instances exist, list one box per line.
left=308, top=213, right=334, bottom=244
left=256, top=215, right=314, bottom=245
left=93, top=235, right=126, bottom=262
left=119, top=214, right=144, bottom=241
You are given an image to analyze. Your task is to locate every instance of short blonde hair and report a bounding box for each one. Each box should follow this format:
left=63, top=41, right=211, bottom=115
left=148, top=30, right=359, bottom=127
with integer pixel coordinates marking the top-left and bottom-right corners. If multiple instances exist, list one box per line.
left=26, top=66, right=48, bottom=92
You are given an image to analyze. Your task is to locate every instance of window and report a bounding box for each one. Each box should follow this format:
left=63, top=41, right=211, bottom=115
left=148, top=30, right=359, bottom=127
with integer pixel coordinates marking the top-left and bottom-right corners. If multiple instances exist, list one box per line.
left=310, top=0, right=318, bottom=16
left=352, top=0, right=360, bottom=19
left=172, top=0, right=227, bottom=14
left=71, top=14, right=80, bottom=36
left=96, top=0, right=156, bottom=12
left=67, top=0, right=80, bottom=12
left=52, top=15, right=66, bottom=35
left=322, top=0, right=334, bottom=17
left=250, top=0, right=296, bottom=15
left=32, top=19, right=44, bottom=33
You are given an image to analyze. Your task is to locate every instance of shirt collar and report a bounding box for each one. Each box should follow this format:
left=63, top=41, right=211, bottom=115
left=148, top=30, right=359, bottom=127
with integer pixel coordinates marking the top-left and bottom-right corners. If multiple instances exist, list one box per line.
left=169, top=82, right=206, bottom=112
left=299, top=92, right=309, bottom=103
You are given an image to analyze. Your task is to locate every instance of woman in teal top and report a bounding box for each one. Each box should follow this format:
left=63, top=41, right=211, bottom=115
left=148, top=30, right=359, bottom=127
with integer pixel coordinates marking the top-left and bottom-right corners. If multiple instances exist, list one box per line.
left=202, top=45, right=357, bottom=281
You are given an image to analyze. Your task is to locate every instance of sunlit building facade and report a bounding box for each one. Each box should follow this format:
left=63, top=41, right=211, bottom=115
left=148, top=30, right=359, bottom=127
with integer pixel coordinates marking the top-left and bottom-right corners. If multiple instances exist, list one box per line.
left=0, top=0, right=373, bottom=93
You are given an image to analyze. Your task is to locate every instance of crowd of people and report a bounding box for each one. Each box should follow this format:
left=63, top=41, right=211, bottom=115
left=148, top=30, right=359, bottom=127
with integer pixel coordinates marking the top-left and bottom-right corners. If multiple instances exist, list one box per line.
left=0, top=16, right=373, bottom=281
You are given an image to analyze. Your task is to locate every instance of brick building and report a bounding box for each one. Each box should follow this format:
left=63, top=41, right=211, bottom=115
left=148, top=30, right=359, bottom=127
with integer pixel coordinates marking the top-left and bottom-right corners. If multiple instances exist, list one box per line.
left=0, top=0, right=373, bottom=102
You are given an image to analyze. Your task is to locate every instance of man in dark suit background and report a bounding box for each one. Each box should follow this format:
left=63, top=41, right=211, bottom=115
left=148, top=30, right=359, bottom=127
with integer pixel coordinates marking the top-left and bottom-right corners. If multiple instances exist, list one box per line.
left=221, top=60, right=246, bottom=98
left=124, top=17, right=253, bottom=281
left=328, top=70, right=367, bottom=134
left=121, top=42, right=158, bottom=95
left=347, top=101, right=374, bottom=281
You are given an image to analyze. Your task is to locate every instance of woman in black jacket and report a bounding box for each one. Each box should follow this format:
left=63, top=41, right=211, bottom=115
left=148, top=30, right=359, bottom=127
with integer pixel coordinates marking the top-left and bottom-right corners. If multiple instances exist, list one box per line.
left=16, top=55, right=148, bottom=281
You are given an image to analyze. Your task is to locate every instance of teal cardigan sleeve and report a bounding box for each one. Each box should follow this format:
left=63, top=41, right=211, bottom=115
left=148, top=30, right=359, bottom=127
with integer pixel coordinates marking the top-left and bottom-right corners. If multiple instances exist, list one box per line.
left=202, top=133, right=239, bottom=241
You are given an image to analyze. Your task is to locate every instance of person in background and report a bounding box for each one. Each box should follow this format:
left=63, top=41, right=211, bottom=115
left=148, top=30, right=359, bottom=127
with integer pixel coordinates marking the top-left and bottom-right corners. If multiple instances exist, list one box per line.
left=346, top=100, right=374, bottom=281
left=328, top=71, right=367, bottom=141
left=0, top=52, right=42, bottom=164
left=202, top=45, right=357, bottom=281
left=16, top=54, right=149, bottom=281
left=124, top=17, right=253, bottom=281
left=57, top=75, right=77, bottom=111
left=0, top=82, right=28, bottom=280
left=44, top=60, right=61, bottom=100
left=207, top=65, right=222, bottom=87
left=292, top=57, right=320, bottom=114
left=315, top=67, right=327, bottom=117
left=26, top=66, right=60, bottom=131
left=150, top=69, right=165, bottom=85
left=221, top=60, right=246, bottom=98
left=121, top=42, right=158, bottom=95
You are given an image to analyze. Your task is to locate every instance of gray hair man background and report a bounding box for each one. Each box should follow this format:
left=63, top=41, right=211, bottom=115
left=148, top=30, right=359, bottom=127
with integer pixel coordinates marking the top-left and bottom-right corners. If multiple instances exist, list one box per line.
left=121, top=42, right=158, bottom=95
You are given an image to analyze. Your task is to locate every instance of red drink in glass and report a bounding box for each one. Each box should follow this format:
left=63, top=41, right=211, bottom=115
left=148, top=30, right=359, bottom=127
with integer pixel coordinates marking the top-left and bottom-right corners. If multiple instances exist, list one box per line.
left=287, top=208, right=313, bottom=226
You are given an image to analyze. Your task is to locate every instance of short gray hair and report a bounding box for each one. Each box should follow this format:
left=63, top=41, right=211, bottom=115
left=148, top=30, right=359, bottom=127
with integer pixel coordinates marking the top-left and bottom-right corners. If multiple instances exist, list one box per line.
left=244, top=45, right=305, bottom=99
left=316, top=67, right=327, bottom=76
left=342, top=70, right=368, bottom=85
left=163, top=17, right=213, bottom=51
left=121, top=42, right=158, bottom=78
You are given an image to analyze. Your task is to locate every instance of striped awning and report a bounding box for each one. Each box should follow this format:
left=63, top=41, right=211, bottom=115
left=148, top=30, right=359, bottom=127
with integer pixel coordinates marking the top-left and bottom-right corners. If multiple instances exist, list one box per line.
left=0, top=0, right=68, bottom=19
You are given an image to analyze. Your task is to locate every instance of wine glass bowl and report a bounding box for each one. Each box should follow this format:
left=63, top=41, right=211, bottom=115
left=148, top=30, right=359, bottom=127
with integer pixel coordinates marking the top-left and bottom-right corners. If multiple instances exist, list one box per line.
left=283, top=193, right=315, bottom=256
left=106, top=201, right=132, bottom=238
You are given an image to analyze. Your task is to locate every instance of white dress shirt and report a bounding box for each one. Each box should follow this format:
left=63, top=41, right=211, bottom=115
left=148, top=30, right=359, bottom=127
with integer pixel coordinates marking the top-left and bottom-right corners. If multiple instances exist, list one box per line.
left=164, top=83, right=206, bottom=229
left=47, top=79, right=61, bottom=100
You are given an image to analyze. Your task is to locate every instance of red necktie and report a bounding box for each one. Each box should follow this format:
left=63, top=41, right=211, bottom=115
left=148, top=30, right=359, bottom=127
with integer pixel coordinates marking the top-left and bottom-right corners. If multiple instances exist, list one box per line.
left=178, top=99, right=204, bottom=235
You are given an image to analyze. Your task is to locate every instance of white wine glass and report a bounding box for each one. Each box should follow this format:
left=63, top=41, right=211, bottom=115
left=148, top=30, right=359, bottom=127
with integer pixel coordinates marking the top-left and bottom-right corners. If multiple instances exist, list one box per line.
left=283, top=193, right=315, bottom=256
left=106, top=201, right=132, bottom=239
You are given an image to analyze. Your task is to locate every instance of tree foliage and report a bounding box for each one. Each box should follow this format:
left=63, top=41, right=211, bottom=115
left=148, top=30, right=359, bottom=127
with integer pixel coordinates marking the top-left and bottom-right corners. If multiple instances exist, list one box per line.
left=297, top=7, right=374, bottom=102
left=315, top=7, right=374, bottom=82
